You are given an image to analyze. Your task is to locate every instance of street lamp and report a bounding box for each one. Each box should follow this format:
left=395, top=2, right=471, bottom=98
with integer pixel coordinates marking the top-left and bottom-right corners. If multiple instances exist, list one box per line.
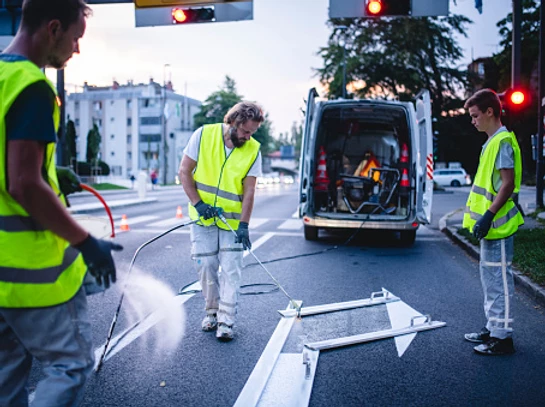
left=162, top=63, right=171, bottom=185
left=338, top=25, right=348, bottom=99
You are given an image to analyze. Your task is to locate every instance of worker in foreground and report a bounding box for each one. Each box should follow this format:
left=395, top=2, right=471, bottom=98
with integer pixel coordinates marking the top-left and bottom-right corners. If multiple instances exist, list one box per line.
left=463, top=89, right=524, bottom=356
left=179, top=102, right=263, bottom=341
left=0, top=1, right=122, bottom=405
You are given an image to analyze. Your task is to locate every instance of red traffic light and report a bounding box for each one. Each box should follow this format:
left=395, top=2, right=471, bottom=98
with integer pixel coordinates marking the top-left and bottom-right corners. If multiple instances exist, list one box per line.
left=171, top=6, right=215, bottom=24
left=510, top=90, right=525, bottom=106
left=367, top=0, right=382, bottom=15
left=172, top=8, right=187, bottom=23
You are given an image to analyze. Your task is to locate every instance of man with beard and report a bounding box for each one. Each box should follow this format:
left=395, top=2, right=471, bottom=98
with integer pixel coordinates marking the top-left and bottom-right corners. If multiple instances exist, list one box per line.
left=179, top=102, right=263, bottom=341
left=0, top=0, right=122, bottom=405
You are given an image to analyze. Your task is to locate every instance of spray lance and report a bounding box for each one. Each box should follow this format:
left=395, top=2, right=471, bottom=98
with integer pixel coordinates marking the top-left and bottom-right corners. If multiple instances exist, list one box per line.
left=215, top=211, right=303, bottom=318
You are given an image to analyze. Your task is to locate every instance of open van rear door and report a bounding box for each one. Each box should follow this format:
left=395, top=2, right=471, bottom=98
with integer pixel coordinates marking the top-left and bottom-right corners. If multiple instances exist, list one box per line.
left=415, top=90, right=434, bottom=224
left=299, top=88, right=318, bottom=218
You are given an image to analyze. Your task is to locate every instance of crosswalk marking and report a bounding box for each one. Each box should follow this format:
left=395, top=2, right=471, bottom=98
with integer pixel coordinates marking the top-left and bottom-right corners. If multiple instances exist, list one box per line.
left=250, top=218, right=269, bottom=229
left=278, top=219, right=302, bottom=230
left=147, top=217, right=187, bottom=227
left=114, top=215, right=159, bottom=226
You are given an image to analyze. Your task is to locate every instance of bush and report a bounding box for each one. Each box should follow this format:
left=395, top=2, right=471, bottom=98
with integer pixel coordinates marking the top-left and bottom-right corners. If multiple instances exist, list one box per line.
left=75, top=160, right=110, bottom=176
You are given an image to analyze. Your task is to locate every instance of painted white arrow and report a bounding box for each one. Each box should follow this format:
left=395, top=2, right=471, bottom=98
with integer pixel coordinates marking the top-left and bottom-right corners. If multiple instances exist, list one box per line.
left=384, top=288, right=425, bottom=357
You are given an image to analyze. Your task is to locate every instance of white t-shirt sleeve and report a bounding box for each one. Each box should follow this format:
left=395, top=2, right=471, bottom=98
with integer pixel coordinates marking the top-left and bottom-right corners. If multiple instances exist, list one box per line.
left=247, top=152, right=263, bottom=178
left=183, top=127, right=203, bottom=161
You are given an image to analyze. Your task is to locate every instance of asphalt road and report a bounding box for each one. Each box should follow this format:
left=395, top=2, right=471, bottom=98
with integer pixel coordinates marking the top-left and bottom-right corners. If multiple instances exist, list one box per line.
left=28, top=184, right=545, bottom=406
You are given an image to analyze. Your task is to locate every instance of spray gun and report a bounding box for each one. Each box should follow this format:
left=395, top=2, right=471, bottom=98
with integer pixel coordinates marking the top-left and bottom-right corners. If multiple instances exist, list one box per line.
left=215, top=210, right=303, bottom=318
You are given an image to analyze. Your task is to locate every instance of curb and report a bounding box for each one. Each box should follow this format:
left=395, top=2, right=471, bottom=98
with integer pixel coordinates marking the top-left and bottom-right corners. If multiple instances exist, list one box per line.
left=68, top=198, right=158, bottom=214
left=440, top=209, right=545, bottom=308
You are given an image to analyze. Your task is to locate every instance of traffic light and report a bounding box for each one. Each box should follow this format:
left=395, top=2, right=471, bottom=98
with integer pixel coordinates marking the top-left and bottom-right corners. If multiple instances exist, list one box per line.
left=171, top=6, right=214, bottom=24
left=365, top=0, right=411, bottom=17
left=498, top=88, right=531, bottom=130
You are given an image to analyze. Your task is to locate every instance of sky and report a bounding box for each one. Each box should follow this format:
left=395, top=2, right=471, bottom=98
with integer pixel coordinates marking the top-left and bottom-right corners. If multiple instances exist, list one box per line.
left=47, top=0, right=514, bottom=137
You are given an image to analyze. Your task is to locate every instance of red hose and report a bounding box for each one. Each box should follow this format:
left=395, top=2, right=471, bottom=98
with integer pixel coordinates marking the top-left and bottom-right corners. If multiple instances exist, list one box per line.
left=80, top=184, right=115, bottom=238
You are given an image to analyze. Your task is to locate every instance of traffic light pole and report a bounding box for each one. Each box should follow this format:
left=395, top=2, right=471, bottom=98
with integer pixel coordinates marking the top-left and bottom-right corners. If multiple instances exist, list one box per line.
left=511, top=0, right=522, bottom=88
left=537, top=0, right=545, bottom=208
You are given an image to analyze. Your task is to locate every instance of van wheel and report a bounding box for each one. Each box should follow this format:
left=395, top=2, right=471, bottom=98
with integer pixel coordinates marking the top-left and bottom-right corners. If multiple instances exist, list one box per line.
left=451, top=180, right=461, bottom=187
left=399, top=230, right=416, bottom=246
left=304, top=225, right=319, bottom=241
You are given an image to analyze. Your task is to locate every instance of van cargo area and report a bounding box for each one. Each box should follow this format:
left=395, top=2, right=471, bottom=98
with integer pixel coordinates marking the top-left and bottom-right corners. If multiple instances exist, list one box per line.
left=312, top=104, right=412, bottom=221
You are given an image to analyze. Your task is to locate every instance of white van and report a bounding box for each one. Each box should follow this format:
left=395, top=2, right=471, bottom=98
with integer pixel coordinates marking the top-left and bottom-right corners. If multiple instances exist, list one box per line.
left=298, top=89, right=434, bottom=246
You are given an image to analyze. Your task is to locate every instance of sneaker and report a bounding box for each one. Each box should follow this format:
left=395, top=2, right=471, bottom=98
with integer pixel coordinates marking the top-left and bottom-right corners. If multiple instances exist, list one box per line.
left=216, top=323, right=234, bottom=341
left=201, top=314, right=218, bottom=332
left=474, top=337, right=515, bottom=356
left=464, top=328, right=490, bottom=343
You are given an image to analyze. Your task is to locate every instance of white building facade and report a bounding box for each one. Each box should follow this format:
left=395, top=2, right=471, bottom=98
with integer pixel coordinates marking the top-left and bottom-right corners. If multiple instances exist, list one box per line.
left=66, top=79, right=201, bottom=184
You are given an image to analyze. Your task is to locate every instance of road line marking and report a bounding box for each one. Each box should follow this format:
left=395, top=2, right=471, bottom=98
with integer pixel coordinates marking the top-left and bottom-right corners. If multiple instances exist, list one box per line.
left=384, top=288, right=423, bottom=357
left=147, top=217, right=187, bottom=227
left=114, top=215, right=159, bottom=226
left=278, top=219, right=302, bottom=230
left=250, top=218, right=269, bottom=229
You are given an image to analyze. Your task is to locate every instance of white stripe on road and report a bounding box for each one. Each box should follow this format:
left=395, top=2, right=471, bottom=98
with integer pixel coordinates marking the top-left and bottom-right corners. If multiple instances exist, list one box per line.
left=147, top=217, right=189, bottom=228
left=278, top=219, right=302, bottom=230
left=114, top=215, right=159, bottom=226
left=249, top=218, right=269, bottom=229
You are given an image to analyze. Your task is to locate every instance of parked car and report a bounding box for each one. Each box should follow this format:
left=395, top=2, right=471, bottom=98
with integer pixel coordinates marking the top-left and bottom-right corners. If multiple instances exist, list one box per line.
left=433, top=168, right=471, bottom=187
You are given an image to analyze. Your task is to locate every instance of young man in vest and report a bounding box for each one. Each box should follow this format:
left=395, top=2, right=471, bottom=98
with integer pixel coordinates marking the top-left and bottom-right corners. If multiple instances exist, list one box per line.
left=0, top=1, right=122, bottom=405
left=179, top=102, right=263, bottom=341
left=463, top=89, right=524, bottom=356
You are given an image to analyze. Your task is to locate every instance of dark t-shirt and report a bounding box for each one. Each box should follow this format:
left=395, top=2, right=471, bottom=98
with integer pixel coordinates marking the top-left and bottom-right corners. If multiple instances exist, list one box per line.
left=1, top=54, right=57, bottom=143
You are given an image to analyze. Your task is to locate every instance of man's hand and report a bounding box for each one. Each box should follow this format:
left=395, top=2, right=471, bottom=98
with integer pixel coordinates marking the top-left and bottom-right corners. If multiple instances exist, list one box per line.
left=194, top=200, right=217, bottom=220
left=56, top=166, right=82, bottom=196
left=235, top=221, right=251, bottom=250
left=473, top=210, right=495, bottom=240
left=75, top=234, right=123, bottom=289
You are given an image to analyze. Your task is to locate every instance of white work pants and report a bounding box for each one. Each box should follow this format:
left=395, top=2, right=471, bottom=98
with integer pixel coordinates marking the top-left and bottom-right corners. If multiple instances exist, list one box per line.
left=0, top=286, right=94, bottom=407
left=190, top=224, right=243, bottom=326
left=480, top=236, right=515, bottom=339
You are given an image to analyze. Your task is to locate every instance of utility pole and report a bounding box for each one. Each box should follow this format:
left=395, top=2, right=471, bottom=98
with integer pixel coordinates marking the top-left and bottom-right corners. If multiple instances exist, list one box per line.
left=537, top=0, right=545, bottom=208
left=338, top=25, right=347, bottom=98
left=162, top=63, right=170, bottom=185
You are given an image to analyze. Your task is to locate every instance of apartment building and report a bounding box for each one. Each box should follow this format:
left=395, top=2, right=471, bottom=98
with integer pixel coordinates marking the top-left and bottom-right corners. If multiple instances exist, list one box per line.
left=66, top=78, right=201, bottom=184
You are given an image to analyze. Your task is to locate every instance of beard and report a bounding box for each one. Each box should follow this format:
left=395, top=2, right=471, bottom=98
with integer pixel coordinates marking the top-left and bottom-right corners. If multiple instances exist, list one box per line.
left=230, top=127, right=246, bottom=148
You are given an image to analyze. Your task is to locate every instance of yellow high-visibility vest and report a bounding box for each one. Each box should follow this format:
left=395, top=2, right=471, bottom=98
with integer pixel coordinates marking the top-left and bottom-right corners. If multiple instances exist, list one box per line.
left=463, top=130, right=524, bottom=239
left=0, top=59, right=87, bottom=308
left=188, top=123, right=260, bottom=231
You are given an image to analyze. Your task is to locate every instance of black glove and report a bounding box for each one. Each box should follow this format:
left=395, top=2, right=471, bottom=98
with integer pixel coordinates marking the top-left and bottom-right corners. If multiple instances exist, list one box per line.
left=235, top=221, right=251, bottom=250
left=473, top=210, right=495, bottom=240
left=194, top=200, right=217, bottom=220
left=56, top=166, right=82, bottom=196
left=75, top=234, right=123, bottom=289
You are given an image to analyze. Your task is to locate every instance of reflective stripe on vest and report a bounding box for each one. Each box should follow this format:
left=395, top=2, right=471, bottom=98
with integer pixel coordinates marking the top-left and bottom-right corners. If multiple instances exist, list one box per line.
left=188, top=123, right=260, bottom=231
left=462, top=131, right=524, bottom=239
left=0, top=59, right=87, bottom=308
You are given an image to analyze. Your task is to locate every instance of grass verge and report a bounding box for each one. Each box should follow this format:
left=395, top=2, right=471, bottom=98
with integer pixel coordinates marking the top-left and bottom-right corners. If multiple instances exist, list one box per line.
left=457, top=227, right=545, bottom=287
left=90, top=183, right=129, bottom=191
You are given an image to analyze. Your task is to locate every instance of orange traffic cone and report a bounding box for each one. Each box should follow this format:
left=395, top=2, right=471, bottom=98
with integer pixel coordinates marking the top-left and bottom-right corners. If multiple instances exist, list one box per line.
left=120, top=214, right=130, bottom=231
left=176, top=206, right=183, bottom=219
left=400, top=143, right=409, bottom=164
left=315, top=146, right=329, bottom=191
left=400, top=168, right=410, bottom=196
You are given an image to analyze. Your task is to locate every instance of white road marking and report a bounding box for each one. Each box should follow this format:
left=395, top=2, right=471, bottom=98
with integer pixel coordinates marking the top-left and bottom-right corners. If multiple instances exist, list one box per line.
left=278, top=219, right=302, bottom=230
left=249, top=218, right=269, bottom=229
left=384, top=288, right=423, bottom=357
left=291, top=210, right=299, bottom=218
left=114, top=215, right=159, bottom=226
left=147, top=217, right=188, bottom=227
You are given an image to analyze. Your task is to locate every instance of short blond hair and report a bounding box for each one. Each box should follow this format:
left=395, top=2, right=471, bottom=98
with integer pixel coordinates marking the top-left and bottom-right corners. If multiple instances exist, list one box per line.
left=224, top=102, right=264, bottom=127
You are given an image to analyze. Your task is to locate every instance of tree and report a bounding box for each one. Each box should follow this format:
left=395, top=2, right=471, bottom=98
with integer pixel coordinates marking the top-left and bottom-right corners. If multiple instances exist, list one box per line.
left=86, top=123, right=101, bottom=164
left=193, top=75, right=275, bottom=155
left=494, top=0, right=540, bottom=179
left=65, top=119, right=77, bottom=168
left=316, top=15, right=471, bottom=117
left=193, top=76, right=243, bottom=128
